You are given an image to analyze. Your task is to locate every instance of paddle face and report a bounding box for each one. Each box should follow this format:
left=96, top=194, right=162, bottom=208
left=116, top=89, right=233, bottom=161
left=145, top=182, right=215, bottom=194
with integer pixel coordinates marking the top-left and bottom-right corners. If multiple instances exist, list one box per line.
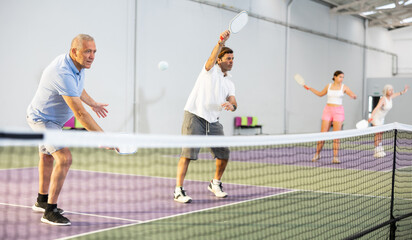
left=115, top=145, right=138, bottom=155
left=294, top=74, right=305, bottom=86
left=356, top=119, right=369, bottom=129
left=229, top=11, right=248, bottom=34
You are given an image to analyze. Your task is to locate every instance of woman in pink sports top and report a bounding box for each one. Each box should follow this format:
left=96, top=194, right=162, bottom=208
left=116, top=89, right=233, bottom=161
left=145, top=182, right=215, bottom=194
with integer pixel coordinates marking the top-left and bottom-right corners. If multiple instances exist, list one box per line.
left=303, top=71, right=357, bottom=164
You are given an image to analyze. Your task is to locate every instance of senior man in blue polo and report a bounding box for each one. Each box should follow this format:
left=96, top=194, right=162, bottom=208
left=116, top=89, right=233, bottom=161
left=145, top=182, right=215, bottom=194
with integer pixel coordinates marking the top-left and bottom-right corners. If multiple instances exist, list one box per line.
left=27, top=34, right=109, bottom=226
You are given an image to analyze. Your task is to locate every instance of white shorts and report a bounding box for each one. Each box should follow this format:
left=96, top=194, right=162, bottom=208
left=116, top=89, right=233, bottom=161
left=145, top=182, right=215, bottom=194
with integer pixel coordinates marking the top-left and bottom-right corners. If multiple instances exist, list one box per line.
left=26, top=116, right=64, bottom=155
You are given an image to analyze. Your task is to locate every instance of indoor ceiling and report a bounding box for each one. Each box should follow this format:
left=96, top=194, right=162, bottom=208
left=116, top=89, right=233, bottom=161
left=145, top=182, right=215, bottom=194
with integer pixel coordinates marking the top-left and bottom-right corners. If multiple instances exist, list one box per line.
left=317, top=0, right=412, bottom=29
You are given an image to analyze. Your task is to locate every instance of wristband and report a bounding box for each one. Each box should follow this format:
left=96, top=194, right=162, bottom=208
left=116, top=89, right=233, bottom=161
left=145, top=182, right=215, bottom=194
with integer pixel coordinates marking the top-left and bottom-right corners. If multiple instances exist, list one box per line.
left=304, top=85, right=310, bottom=90
left=232, top=104, right=237, bottom=111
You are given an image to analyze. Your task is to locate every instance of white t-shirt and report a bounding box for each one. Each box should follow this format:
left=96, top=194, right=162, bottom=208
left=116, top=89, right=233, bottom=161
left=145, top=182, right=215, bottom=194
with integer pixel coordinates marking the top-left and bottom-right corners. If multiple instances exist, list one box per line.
left=184, top=63, right=235, bottom=123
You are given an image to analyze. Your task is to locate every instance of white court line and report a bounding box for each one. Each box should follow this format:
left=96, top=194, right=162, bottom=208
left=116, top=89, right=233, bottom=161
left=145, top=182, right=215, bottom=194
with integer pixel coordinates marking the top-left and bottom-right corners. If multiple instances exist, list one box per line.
left=0, top=202, right=32, bottom=209
left=70, top=168, right=292, bottom=190
left=383, top=168, right=412, bottom=172
left=0, top=166, right=37, bottom=171
left=381, top=164, right=412, bottom=172
left=296, top=188, right=412, bottom=202
left=0, top=202, right=141, bottom=223
left=56, top=189, right=298, bottom=240
left=63, top=211, right=141, bottom=223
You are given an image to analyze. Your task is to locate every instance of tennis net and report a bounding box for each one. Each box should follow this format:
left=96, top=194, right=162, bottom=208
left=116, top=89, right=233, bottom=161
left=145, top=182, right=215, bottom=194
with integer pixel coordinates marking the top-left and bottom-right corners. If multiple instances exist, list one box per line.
left=0, top=123, right=411, bottom=239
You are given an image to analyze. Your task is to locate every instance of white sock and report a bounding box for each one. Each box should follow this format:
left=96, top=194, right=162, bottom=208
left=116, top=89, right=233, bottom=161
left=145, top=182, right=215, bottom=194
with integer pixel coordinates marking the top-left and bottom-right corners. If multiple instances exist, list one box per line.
left=212, top=179, right=221, bottom=185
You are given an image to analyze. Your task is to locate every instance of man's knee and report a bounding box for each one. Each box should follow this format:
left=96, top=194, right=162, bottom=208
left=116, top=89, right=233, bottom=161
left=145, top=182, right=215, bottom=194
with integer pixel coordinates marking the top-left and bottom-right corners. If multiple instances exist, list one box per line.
left=216, top=158, right=229, bottom=165
left=60, top=154, right=72, bottom=167
left=40, top=153, right=54, bottom=163
left=53, top=148, right=73, bottom=168
left=62, top=156, right=72, bottom=167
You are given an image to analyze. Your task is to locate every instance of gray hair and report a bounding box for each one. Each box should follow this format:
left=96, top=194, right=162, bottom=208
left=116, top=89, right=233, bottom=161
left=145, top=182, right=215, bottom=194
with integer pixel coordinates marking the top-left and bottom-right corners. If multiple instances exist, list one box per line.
left=71, top=34, right=94, bottom=50
left=382, top=84, right=393, bottom=95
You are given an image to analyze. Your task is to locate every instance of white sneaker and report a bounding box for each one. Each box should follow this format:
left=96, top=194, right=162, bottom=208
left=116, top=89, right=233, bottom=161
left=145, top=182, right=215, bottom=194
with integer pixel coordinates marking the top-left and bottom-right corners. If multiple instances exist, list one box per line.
left=174, top=187, right=192, bottom=203
left=374, top=146, right=386, bottom=158
left=312, top=153, right=320, bottom=162
left=374, top=152, right=386, bottom=158
left=332, top=157, right=340, bottom=164
left=208, top=181, right=228, bottom=198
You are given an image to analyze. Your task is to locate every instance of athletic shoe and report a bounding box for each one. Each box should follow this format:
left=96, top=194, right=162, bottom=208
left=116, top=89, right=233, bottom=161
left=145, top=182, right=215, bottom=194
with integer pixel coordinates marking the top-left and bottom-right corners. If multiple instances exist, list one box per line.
left=32, top=202, right=64, bottom=214
left=174, top=187, right=192, bottom=203
left=41, top=208, right=71, bottom=226
left=312, top=153, right=320, bottom=162
left=374, top=146, right=386, bottom=158
left=374, top=152, right=386, bottom=158
left=332, top=157, right=340, bottom=164
left=208, top=181, right=228, bottom=198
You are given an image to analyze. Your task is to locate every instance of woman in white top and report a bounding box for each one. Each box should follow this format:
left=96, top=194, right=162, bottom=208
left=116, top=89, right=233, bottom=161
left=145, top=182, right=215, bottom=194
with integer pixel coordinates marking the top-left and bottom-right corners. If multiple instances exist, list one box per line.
left=368, top=84, right=409, bottom=157
left=303, top=71, right=357, bottom=164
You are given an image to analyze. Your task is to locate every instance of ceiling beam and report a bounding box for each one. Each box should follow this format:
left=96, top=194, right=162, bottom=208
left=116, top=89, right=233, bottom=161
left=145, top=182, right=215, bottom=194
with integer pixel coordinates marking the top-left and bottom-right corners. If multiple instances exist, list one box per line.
left=318, top=0, right=412, bottom=29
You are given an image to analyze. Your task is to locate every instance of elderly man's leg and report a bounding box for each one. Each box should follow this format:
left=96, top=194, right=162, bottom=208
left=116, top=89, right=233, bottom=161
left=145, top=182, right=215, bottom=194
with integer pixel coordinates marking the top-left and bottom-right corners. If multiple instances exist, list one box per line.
left=40, top=148, right=72, bottom=226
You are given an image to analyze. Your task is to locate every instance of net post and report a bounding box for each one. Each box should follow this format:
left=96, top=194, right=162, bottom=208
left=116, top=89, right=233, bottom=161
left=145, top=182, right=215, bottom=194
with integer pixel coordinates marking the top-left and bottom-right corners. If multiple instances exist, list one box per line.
left=389, top=129, right=398, bottom=240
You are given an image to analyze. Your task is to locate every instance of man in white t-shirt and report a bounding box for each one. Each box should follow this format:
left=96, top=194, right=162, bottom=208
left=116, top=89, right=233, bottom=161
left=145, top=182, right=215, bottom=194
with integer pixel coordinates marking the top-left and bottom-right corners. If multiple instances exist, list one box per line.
left=174, top=30, right=238, bottom=203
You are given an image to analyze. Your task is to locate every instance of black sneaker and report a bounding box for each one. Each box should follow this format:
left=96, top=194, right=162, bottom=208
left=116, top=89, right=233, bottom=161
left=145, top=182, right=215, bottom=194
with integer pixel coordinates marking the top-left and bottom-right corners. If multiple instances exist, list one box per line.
left=41, top=208, right=71, bottom=226
left=32, top=202, right=65, bottom=214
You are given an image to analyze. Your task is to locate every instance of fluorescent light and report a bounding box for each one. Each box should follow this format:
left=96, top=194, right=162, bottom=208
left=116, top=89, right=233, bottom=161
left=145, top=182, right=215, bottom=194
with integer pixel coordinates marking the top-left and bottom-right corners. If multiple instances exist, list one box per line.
left=375, top=0, right=412, bottom=9
left=401, top=17, right=412, bottom=23
left=376, top=0, right=412, bottom=10
left=360, top=1, right=412, bottom=21
left=361, top=11, right=377, bottom=16
left=376, top=3, right=396, bottom=10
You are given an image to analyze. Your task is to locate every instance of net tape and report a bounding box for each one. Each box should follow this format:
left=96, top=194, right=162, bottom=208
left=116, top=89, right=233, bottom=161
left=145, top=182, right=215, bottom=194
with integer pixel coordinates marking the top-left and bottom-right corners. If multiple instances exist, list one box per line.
left=1, top=122, right=412, bottom=148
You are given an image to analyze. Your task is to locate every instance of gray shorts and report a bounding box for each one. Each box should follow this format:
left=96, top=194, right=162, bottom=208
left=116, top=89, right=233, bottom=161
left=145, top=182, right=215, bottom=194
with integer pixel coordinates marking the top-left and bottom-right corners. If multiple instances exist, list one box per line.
left=26, top=116, right=64, bottom=155
left=180, top=111, right=229, bottom=160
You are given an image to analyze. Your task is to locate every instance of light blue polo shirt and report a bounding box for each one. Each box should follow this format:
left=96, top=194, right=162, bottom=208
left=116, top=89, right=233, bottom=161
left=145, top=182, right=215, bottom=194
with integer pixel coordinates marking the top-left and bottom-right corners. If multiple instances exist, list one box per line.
left=27, top=54, right=85, bottom=127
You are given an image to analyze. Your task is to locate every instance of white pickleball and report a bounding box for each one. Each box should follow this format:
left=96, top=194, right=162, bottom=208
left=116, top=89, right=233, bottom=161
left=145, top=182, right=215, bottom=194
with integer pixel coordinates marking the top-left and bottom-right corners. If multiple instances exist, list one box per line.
left=158, top=61, right=169, bottom=71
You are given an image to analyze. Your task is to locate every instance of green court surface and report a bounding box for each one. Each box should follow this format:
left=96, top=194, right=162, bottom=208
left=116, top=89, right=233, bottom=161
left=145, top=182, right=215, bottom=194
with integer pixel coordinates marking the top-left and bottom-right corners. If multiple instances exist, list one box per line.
left=73, top=191, right=412, bottom=239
